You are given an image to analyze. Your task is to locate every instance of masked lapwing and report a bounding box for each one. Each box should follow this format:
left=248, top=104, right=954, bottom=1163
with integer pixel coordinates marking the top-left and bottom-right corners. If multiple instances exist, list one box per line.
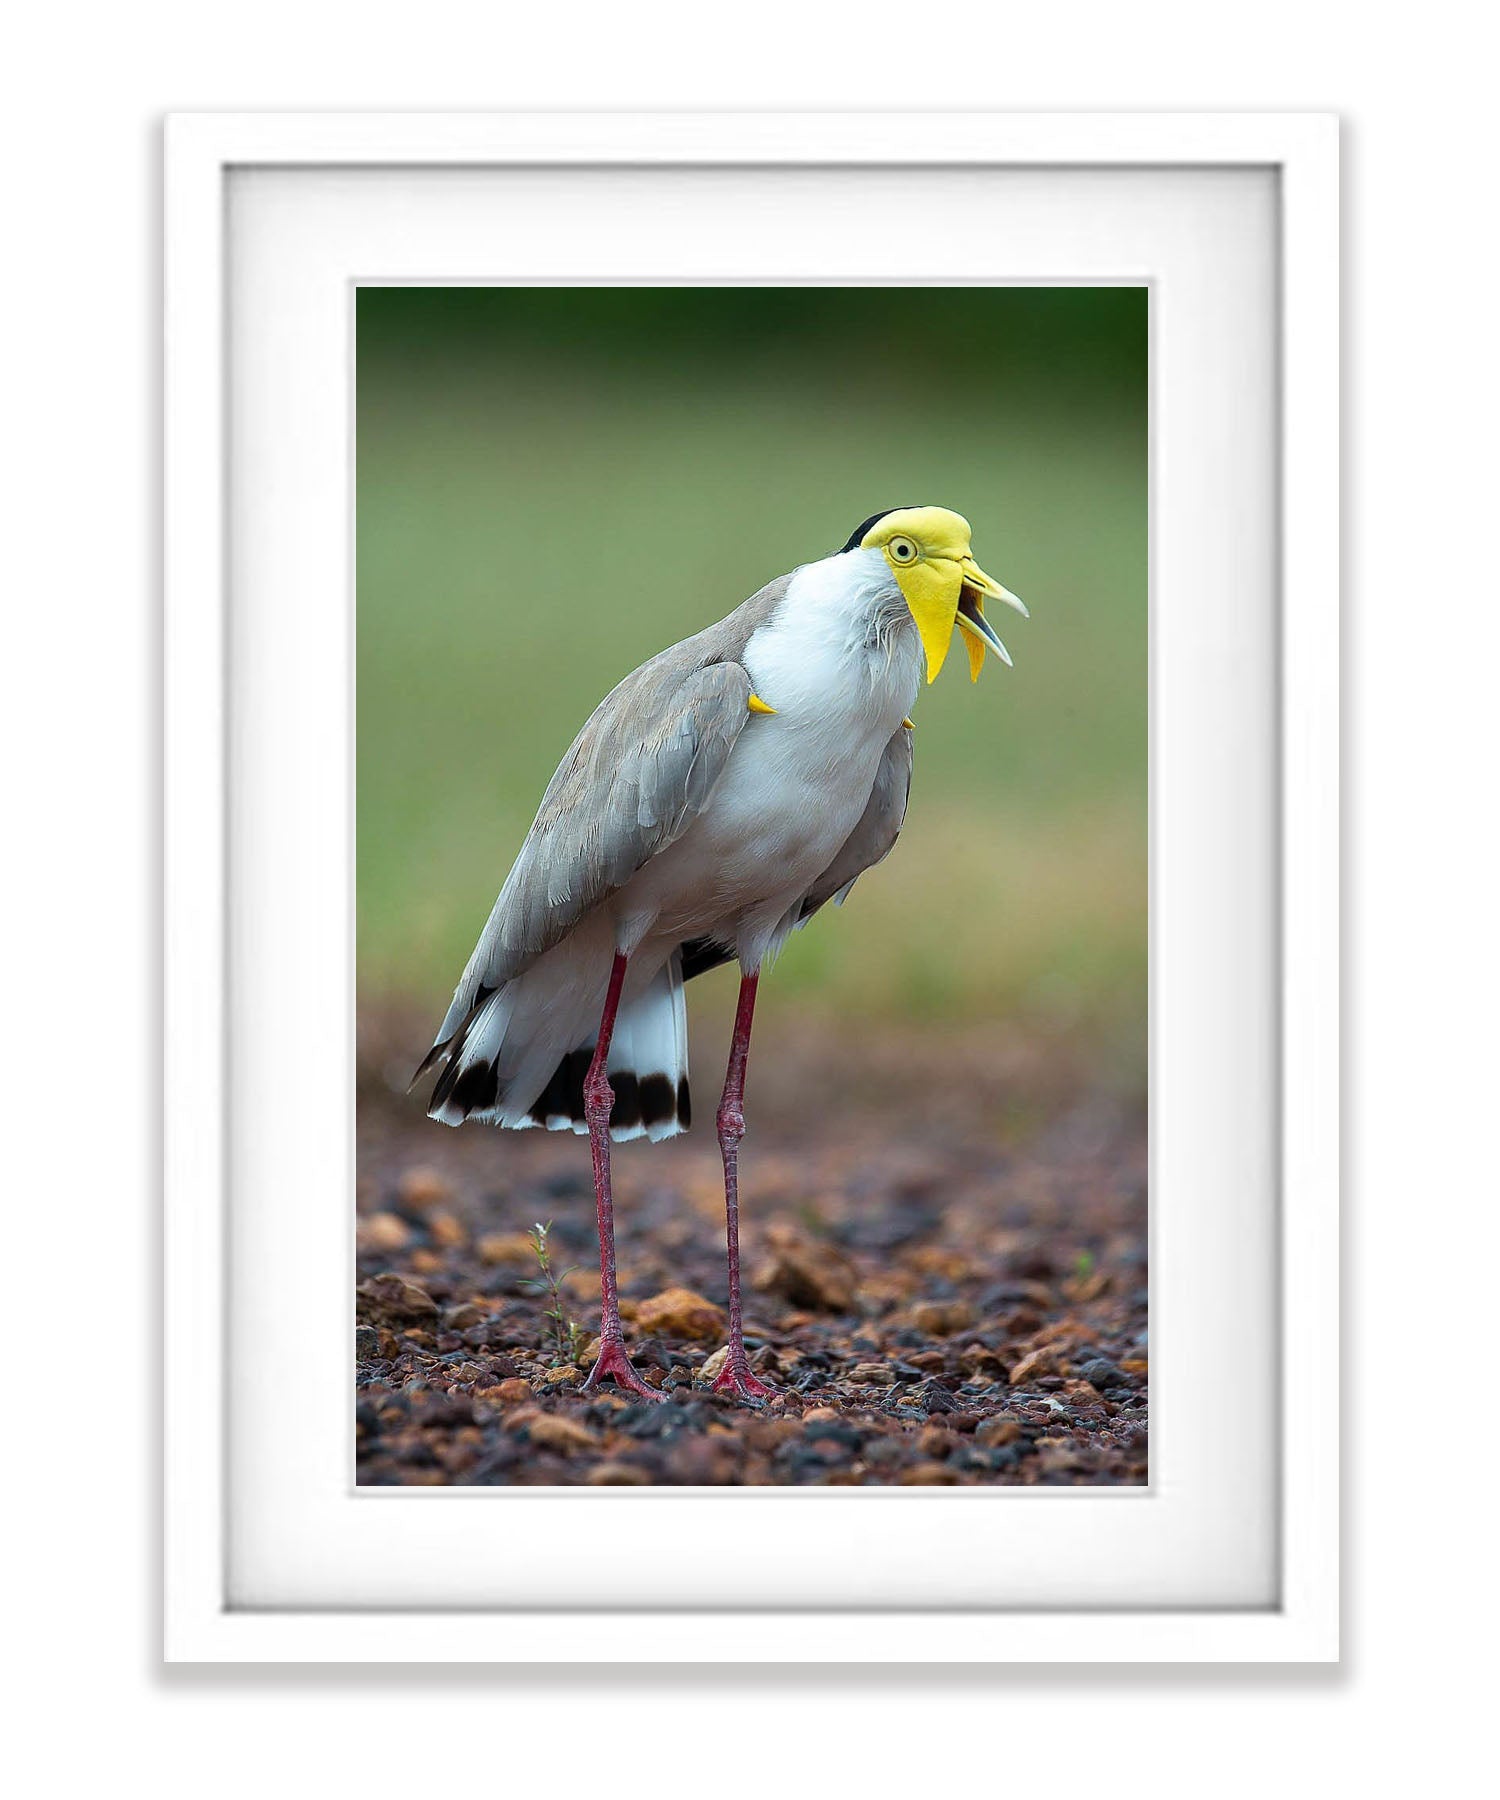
left=415, top=506, right=1026, bottom=1403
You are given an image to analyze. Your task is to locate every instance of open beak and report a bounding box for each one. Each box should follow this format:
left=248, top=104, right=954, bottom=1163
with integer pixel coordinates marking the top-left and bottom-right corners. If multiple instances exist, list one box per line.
left=955, top=557, right=1027, bottom=680
left=895, top=550, right=1028, bottom=684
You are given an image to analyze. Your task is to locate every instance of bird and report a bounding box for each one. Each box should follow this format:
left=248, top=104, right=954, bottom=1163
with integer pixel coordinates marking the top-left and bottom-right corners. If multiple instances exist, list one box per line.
left=414, top=505, right=1026, bottom=1404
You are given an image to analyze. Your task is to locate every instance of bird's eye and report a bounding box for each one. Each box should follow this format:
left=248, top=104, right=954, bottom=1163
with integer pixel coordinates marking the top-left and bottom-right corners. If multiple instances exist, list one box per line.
left=888, top=536, right=918, bottom=563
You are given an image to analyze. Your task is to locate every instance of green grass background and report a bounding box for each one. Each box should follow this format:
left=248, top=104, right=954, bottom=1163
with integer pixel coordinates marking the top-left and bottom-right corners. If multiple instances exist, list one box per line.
left=357, top=288, right=1146, bottom=1080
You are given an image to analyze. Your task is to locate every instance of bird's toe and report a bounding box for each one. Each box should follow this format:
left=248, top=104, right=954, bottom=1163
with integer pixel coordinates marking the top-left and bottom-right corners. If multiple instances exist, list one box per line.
left=580, top=1337, right=667, bottom=1403
left=710, top=1361, right=778, bottom=1406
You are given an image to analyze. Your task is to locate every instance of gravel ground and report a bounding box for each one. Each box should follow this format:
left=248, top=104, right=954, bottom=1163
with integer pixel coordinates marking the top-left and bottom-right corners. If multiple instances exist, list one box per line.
left=356, top=1006, right=1147, bottom=1486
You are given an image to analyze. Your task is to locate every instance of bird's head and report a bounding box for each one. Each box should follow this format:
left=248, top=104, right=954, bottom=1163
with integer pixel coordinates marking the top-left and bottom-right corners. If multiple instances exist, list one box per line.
left=842, top=505, right=1027, bottom=684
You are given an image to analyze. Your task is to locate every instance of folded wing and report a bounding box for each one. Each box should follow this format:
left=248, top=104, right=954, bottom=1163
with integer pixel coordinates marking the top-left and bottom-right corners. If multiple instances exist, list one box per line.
left=795, top=723, right=914, bottom=922
left=430, top=653, right=754, bottom=1048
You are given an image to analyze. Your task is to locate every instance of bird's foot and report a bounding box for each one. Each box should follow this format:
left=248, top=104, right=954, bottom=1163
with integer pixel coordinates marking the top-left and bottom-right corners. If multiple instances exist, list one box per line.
left=580, top=1337, right=666, bottom=1403
left=711, top=1356, right=778, bottom=1406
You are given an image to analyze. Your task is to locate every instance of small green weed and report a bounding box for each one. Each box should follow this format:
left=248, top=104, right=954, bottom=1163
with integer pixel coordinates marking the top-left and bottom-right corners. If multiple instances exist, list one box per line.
left=520, top=1220, right=586, bottom=1366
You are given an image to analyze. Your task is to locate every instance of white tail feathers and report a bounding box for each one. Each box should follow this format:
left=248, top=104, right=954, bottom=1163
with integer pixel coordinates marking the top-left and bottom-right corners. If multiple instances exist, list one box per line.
left=424, top=951, right=691, bottom=1142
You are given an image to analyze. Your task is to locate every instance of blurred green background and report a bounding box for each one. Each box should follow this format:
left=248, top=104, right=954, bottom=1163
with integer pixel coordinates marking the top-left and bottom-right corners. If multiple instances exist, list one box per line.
left=357, top=287, right=1146, bottom=1084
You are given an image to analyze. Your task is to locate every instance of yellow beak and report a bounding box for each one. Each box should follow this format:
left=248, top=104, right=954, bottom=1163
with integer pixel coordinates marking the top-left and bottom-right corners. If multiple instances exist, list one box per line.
left=955, top=555, right=1028, bottom=681
left=895, top=553, right=1027, bottom=684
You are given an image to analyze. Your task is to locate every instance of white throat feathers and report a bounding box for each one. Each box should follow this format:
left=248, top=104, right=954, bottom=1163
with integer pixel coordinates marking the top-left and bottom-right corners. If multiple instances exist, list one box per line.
left=740, top=549, right=922, bottom=728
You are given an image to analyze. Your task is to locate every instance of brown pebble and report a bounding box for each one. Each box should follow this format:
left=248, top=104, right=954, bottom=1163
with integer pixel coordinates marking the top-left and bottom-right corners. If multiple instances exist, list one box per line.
left=585, top=1461, right=652, bottom=1485
left=1062, top=1378, right=1102, bottom=1404
left=1009, top=1346, right=1062, bottom=1384
left=476, top=1232, right=539, bottom=1267
left=542, top=1365, right=582, bottom=1388
left=976, top=1417, right=1022, bottom=1447
left=960, top=1341, right=1010, bottom=1374
left=356, top=1273, right=439, bottom=1322
left=850, top=1362, right=896, bottom=1386
left=357, top=1212, right=412, bottom=1253
left=634, top=1286, right=725, bottom=1341
left=752, top=1224, right=857, bottom=1313
left=443, top=1301, right=488, bottom=1332
left=427, top=1209, right=468, bottom=1248
left=910, top=1300, right=975, bottom=1336
left=917, top=1424, right=954, bottom=1457
left=528, top=1415, right=598, bottom=1452
left=396, top=1167, right=452, bottom=1213
left=898, top=1461, right=961, bottom=1485
left=904, top=1247, right=975, bottom=1281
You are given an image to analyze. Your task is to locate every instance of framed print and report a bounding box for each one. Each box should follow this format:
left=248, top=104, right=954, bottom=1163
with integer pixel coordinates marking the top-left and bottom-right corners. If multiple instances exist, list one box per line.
left=164, top=112, right=1338, bottom=1662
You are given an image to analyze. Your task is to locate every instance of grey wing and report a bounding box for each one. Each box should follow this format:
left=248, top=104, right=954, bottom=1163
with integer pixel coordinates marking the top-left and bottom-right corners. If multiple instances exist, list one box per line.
left=796, top=724, right=914, bottom=923
left=430, top=655, right=753, bottom=1044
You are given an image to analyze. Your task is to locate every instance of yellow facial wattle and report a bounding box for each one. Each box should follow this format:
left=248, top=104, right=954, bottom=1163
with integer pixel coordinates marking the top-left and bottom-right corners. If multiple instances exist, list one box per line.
left=891, top=552, right=965, bottom=683
left=859, top=506, right=1026, bottom=684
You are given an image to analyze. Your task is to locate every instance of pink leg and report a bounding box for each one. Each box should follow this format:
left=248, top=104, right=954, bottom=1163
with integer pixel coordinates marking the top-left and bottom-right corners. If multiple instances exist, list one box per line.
left=579, top=952, right=663, bottom=1402
left=712, top=971, right=777, bottom=1404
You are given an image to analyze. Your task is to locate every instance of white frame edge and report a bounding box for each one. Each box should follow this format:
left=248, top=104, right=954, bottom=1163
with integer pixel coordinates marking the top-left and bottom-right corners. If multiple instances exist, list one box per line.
left=163, top=110, right=1339, bottom=1665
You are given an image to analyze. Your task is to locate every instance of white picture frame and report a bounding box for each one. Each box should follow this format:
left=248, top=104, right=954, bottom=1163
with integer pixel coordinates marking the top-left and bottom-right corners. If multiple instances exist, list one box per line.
left=164, top=111, right=1338, bottom=1664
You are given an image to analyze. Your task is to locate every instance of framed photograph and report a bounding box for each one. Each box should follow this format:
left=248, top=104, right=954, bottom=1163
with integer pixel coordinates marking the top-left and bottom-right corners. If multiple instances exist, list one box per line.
left=164, top=112, right=1338, bottom=1662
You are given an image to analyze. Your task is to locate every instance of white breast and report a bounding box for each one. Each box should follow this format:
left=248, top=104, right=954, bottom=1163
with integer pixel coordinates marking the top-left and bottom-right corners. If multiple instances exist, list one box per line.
left=742, top=550, right=920, bottom=729
left=613, top=550, right=921, bottom=966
